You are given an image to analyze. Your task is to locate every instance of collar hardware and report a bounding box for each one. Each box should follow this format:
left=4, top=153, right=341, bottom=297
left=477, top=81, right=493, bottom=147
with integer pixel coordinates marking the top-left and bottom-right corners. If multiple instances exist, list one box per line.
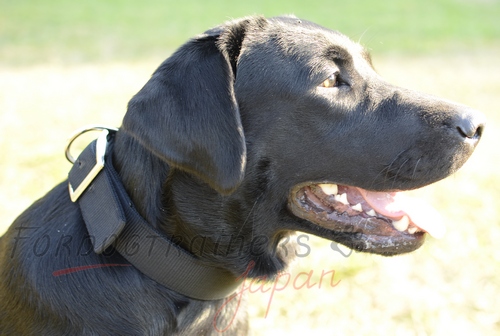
left=68, top=129, right=110, bottom=202
left=65, top=125, right=119, bottom=164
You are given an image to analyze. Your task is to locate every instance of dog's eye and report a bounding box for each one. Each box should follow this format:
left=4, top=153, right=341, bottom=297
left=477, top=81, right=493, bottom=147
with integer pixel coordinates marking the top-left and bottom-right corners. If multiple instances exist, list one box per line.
left=320, top=73, right=338, bottom=88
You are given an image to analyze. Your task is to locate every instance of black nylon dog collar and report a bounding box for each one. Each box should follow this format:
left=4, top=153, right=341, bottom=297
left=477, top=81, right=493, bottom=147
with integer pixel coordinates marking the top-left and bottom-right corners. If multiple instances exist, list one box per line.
left=67, top=129, right=242, bottom=300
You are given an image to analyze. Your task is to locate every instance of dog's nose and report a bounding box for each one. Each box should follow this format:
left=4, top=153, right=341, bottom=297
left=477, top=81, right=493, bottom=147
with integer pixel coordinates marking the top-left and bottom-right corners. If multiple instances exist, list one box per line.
left=454, top=109, right=485, bottom=142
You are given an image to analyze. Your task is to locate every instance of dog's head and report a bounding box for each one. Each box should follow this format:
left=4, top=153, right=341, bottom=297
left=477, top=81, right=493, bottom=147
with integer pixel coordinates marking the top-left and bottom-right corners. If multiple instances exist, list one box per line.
left=120, top=16, right=484, bottom=273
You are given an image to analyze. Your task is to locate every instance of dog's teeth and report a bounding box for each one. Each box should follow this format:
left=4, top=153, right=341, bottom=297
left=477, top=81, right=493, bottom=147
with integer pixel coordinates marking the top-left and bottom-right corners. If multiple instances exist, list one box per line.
left=352, top=203, right=363, bottom=212
left=319, top=184, right=338, bottom=195
left=408, top=227, right=418, bottom=234
left=366, top=209, right=376, bottom=217
left=334, top=193, right=349, bottom=205
left=392, top=215, right=410, bottom=232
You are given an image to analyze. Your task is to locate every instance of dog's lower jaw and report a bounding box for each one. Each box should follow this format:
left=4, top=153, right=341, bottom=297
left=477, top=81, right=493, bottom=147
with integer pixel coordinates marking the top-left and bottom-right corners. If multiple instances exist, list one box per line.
left=287, top=183, right=428, bottom=256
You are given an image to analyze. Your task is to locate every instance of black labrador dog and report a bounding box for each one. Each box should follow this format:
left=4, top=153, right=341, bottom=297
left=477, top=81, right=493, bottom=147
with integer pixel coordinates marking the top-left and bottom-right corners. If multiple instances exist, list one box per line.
left=0, top=16, right=484, bottom=335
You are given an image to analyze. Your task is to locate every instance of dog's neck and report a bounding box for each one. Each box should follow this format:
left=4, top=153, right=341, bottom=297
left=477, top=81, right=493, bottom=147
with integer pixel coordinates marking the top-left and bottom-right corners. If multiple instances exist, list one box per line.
left=111, top=130, right=292, bottom=279
left=112, top=131, right=169, bottom=226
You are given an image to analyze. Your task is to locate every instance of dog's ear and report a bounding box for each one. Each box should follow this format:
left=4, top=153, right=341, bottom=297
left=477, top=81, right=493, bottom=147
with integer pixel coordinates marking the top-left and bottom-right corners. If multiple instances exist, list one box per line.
left=122, top=17, right=267, bottom=195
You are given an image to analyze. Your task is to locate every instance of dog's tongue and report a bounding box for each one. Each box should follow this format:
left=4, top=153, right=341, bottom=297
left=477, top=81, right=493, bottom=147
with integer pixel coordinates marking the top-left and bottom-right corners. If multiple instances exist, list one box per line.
left=356, top=188, right=445, bottom=239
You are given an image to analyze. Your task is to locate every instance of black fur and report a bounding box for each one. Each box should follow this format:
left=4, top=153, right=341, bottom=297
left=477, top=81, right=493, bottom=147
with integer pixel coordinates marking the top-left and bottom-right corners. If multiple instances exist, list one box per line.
left=0, top=16, right=484, bottom=334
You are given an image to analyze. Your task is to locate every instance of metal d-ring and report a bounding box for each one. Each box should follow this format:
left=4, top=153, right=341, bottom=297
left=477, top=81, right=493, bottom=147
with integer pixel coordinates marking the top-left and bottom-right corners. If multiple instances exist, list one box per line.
left=65, top=125, right=119, bottom=164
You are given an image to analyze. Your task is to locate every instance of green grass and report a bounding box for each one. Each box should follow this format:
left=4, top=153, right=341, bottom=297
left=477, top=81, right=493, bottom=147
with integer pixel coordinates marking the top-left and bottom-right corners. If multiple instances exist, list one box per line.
left=1, top=0, right=500, bottom=65
left=1, top=1, right=500, bottom=334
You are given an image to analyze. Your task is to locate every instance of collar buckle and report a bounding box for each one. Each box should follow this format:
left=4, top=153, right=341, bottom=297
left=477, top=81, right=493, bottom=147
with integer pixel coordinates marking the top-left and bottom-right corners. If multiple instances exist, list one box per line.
left=66, top=126, right=117, bottom=202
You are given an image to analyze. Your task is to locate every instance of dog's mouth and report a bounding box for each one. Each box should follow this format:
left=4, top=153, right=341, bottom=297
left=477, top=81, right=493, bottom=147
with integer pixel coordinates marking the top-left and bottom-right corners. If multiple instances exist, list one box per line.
left=288, top=183, right=445, bottom=255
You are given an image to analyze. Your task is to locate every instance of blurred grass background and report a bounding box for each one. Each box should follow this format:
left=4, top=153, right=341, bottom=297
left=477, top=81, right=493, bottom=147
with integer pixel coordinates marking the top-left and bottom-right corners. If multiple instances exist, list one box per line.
left=1, top=0, right=499, bottom=335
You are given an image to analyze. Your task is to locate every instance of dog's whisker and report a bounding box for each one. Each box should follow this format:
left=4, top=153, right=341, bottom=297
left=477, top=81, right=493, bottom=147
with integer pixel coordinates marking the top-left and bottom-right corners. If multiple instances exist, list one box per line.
left=237, top=195, right=262, bottom=238
left=390, top=158, right=410, bottom=190
left=369, top=149, right=407, bottom=189
left=411, top=157, right=422, bottom=181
